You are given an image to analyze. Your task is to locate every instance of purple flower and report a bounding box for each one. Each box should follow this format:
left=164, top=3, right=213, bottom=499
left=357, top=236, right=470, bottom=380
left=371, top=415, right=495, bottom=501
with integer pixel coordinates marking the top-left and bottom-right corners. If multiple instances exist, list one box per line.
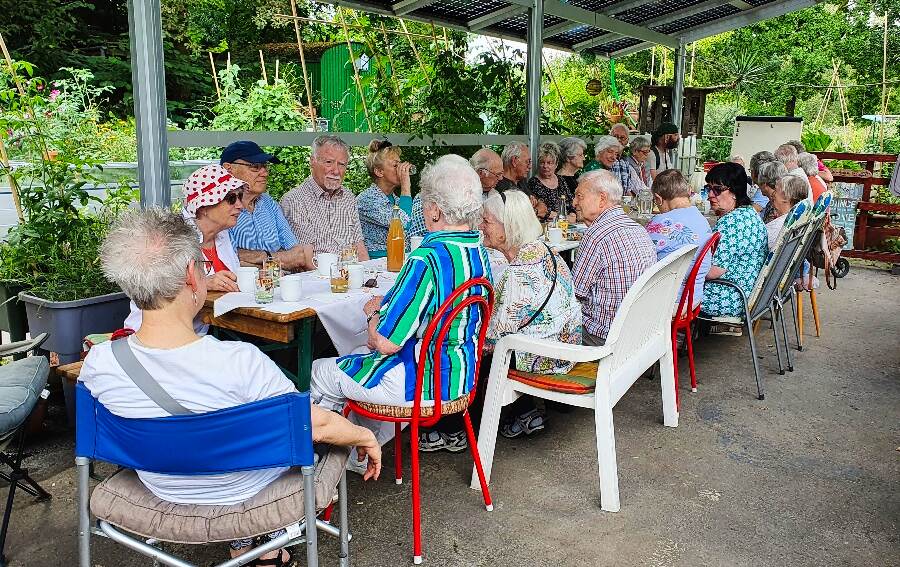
left=49, top=90, right=60, bottom=102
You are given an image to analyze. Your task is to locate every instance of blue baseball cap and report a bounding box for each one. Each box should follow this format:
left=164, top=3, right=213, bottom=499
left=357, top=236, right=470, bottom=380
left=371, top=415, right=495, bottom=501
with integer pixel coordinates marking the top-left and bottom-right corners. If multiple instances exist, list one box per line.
left=220, top=141, right=281, bottom=165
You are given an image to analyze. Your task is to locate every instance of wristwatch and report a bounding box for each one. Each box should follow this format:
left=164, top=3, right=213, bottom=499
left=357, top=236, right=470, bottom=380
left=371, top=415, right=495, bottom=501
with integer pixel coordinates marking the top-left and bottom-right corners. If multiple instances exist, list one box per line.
left=366, top=311, right=378, bottom=324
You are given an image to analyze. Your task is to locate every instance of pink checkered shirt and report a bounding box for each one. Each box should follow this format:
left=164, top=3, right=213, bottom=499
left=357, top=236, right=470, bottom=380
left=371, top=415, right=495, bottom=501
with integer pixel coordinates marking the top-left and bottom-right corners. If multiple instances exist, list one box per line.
left=572, top=207, right=657, bottom=341
left=279, top=176, right=364, bottom=255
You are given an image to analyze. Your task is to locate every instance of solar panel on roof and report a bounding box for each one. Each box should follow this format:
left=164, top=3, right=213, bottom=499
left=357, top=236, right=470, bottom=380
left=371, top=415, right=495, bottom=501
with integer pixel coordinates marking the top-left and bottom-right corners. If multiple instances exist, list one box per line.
left=653, top=4, right=741, bottom=34
left=420, top=0, right=511, bottom=24
left=554, top=25, right=608, bottom=44
left=614, top=0, right=709, bottom=25
left=567, top=0, right=622, bottom=11
left=590, top=37, right=642, bottom=54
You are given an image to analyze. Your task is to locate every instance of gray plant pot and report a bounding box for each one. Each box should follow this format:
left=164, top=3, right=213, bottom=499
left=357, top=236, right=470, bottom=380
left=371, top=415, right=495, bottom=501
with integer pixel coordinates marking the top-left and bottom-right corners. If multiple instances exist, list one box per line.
left=19, top=291, right=130, bottom=426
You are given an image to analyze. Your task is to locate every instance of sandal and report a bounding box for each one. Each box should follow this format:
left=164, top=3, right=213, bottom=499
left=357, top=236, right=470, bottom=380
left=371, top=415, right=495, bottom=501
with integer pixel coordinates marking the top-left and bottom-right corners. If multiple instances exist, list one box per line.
left=249, top=549, right=291, bottom=567
left=500, top=409, right=546, bottom=438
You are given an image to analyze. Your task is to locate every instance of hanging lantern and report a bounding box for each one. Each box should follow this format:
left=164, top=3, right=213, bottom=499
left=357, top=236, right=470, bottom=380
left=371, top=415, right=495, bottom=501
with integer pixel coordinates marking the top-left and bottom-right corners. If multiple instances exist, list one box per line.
left=585, top=79, right=603, bottom=96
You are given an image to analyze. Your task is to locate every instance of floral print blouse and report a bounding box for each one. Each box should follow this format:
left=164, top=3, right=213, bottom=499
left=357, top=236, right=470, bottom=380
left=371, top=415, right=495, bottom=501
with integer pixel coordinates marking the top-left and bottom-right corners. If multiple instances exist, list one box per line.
left=487, top=240, right=582, bottom=373
left=701, top=206, right=768, bottom=318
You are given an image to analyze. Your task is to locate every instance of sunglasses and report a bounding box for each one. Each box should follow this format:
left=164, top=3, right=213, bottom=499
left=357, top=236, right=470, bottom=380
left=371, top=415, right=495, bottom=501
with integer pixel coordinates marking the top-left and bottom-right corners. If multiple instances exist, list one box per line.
left=705, top=184, right=726, bottom=197
left=222, top=191, right=243, bottom=205
left=375, top=140, right=393, bottom=151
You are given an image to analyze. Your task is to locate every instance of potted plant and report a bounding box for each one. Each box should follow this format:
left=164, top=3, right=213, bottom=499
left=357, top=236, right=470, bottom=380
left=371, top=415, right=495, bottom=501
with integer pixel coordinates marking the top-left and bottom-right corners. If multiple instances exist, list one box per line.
left=1, top=60, right=133, bottom=362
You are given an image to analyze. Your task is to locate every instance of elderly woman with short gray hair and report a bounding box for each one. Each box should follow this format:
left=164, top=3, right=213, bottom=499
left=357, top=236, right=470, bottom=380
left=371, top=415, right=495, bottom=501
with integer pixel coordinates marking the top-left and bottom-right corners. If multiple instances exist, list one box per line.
left=798, top=151, right=828, bottom=202
left=557, top=136, right=587, bottom=195
left=81, top=208, right=381, bottom=564
left=756, top=160, right=787, bottom=223
left=627, top=136, right=652, bottom=187
left=587, top=135, right=647, bottom=197
left=311, top=155, right=492, bottom=455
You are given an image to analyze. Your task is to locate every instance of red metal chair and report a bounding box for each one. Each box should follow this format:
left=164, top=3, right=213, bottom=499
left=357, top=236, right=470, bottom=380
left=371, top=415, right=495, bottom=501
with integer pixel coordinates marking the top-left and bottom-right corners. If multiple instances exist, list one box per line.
left=344, top=278, right=495, bottom=564
left=671, top=231, right=720, bottom=408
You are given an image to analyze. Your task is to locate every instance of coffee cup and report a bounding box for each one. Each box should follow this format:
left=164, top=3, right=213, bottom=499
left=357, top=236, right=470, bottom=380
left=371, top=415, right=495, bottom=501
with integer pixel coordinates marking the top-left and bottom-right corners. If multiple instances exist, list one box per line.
left=548, top=227, right=564, bottom=244
left=280, top=274, right=302, bottom=302
left=347, top=264, right=364, bottom=290
left=314, top=253, right=339, bottom=277
left=410, top=235, right=424, bottom=252
left=235, top=266, right=259, bottom=293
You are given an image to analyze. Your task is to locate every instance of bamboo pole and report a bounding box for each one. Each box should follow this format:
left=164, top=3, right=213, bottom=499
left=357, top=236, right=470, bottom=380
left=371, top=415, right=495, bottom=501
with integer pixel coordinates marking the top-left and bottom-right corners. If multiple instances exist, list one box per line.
left=0, top=137, right=23, bottom=222
left=443, top=28, right=450, bottom=50
left=275, top=58, right=280, bottom=82
left=227, top=51, right=231, bottom=72
left=399, top=18, right=432, bottom=86
left=208, top=52, right=221, bottom=100
left=689, top=42, right=696, bottom=86
left=430, top=22, right=440, bottom=53
left=338, top=8, right=373, bottom=131
left=649, top=46, right=655, bottom=85
left=380, top=23, right=401, bottom=99
left=0, top=32, right=26, bottom=221
left=259, top=49, right=268, bottom=84
left=879, top=11, right=889, bottom=152
left=289, top=0, right=317, bottom=128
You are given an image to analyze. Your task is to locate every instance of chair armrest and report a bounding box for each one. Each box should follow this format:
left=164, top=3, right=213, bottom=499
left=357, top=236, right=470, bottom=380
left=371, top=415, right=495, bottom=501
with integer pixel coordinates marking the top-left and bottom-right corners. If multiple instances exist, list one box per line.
left=493, top=333, right=612, bottom=364
left=0, top=332, right=49, bottom=358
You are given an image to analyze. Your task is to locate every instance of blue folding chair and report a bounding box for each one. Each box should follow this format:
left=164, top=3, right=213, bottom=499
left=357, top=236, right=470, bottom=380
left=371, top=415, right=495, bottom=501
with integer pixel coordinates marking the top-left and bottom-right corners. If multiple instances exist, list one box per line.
left=75, top=382, right=350, bottom=567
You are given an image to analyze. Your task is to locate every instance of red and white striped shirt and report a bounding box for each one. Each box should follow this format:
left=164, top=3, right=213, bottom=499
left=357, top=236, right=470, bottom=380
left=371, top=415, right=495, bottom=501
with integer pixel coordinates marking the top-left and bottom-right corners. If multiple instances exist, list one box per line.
left=280, top=176, right=364, bottom=255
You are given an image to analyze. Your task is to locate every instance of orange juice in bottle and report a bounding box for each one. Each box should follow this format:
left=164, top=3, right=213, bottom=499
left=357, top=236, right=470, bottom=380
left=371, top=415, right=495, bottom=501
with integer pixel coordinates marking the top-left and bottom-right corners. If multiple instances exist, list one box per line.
left=386, top=205, right=405, bottom=272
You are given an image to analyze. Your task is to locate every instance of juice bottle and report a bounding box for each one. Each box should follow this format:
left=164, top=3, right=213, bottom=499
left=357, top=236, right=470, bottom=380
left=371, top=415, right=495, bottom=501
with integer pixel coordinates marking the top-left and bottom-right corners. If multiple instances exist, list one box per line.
left=386, top=205, right=405, bottom=272
left=557, top=199, right=570, bottom=233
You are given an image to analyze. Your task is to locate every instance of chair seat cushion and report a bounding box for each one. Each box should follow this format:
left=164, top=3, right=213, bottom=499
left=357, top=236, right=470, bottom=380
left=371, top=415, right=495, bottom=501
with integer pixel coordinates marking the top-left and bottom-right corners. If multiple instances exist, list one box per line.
left=90, top=446, right=349, bottom=544
left=508, top=362, right=598, bottom=394
left=0, top=356, right=49, bottom=437
left=355, top=395, right=469, bottom=419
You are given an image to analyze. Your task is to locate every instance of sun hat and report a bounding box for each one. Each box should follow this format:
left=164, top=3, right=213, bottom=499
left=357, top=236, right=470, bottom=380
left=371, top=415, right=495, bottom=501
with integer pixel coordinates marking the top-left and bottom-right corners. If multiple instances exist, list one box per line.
left=182, top=164, right=247, bottom=219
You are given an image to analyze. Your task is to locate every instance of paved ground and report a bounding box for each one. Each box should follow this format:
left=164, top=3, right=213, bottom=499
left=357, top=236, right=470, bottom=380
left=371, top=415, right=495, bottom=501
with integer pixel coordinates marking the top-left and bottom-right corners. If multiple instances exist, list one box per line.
left=3, top=264, right=899, bottom=566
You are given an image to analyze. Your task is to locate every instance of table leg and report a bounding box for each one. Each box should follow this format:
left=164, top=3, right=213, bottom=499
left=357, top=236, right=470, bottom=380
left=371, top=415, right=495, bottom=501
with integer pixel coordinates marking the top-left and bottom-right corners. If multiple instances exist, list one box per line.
left=296, top=317, right=315, bottom=393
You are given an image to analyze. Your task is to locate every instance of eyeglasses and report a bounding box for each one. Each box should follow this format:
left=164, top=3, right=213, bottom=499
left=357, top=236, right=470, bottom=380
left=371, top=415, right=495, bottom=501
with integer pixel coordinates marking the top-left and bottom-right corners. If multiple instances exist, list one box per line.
left=233, top=161, right=268, bottom=172
left=200, top=260, right=214, bottom=273
left=480, top=168, right=504, bottom=179
left=222, top=191, right=243, bottom=205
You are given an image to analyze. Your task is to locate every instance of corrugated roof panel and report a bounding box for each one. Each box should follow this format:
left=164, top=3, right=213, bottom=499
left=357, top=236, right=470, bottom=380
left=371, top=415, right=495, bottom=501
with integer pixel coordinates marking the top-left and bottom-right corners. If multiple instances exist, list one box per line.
left=653, top=4, right=741, bottom=35
left=420, top=0, right=511, bottom=24
left=614, top=0, right=709, bottom=24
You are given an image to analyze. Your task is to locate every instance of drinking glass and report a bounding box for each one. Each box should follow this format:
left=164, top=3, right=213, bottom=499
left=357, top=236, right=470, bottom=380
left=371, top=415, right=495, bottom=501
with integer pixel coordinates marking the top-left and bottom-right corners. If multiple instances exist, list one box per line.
left=330, top=263, right=349, bottom=293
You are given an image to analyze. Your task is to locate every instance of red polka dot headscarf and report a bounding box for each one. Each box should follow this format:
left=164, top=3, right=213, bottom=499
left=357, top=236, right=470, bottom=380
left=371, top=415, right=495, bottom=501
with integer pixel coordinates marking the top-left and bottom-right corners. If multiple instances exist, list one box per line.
left=182, top=164, right=247, bottom=219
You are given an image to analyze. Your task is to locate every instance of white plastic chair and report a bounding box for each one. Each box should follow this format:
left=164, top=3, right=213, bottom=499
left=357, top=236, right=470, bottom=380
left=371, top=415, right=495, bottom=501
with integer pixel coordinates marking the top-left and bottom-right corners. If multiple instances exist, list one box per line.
left=470, top=245, right=697, bottom=512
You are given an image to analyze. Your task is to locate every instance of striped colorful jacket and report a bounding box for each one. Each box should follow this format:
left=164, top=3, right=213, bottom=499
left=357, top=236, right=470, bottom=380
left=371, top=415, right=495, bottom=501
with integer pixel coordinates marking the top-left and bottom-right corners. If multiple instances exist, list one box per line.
left=336, top=230, right=491, bottom=402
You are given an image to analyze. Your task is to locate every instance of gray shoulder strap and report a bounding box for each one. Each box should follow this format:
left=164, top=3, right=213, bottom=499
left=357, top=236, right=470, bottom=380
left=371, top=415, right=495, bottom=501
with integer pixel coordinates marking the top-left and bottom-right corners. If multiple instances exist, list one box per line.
left=110, top=338, right=193, bottom=416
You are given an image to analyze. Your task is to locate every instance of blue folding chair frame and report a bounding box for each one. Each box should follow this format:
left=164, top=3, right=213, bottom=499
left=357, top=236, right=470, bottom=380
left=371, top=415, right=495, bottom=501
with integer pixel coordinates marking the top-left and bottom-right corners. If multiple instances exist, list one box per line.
left=75, top=382, right=349, bottom=567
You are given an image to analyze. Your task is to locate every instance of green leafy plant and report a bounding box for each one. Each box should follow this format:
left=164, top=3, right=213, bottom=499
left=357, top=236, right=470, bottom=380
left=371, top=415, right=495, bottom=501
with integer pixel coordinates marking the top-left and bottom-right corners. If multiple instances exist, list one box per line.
left=801, top=129, right=833, bottom=152
left=0, top=59, right=137, bottom=301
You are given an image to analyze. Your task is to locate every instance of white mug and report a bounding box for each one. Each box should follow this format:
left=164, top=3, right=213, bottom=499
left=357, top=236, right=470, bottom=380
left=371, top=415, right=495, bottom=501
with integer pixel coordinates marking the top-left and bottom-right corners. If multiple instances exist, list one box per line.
left=314, top=253, right=339, bottom=277
left=410, top=235, right=424, bottom=252
left=548, top=227, right=564, bottom=244
left=235, top=266, right=259, bottom=293
left=280, top=274, right=302, bottom=302
left=347, top=264, right=364, bottom=290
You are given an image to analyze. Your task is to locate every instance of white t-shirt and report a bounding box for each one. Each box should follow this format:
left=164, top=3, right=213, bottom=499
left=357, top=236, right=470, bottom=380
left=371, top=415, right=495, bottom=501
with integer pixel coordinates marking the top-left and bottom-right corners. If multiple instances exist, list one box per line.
left=80, top=335, right=296, bottom=505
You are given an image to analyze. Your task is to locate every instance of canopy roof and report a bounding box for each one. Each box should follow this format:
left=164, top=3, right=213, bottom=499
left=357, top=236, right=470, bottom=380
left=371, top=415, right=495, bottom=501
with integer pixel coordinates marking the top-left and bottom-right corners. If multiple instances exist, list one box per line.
left=321, top=0, right=821, bottom=57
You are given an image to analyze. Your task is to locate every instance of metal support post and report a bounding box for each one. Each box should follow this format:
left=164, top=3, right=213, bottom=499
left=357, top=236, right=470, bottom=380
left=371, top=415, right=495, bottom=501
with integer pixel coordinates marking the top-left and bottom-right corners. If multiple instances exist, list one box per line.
left=128, top=0, right=170, bottom=208
left=525, top=0, right=543, bottom=171
left=671, top=42, right=686, bottom=133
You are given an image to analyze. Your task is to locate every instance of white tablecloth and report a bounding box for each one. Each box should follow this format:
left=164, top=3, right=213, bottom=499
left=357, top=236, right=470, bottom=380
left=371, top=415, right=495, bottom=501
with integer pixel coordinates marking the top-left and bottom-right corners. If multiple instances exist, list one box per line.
left=213, top=254, right=506, bottom=356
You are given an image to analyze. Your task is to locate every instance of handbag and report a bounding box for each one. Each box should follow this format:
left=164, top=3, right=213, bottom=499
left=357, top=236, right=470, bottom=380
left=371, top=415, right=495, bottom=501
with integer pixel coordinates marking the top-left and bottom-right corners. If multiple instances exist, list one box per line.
left=807, top=216, right=847, bottom=290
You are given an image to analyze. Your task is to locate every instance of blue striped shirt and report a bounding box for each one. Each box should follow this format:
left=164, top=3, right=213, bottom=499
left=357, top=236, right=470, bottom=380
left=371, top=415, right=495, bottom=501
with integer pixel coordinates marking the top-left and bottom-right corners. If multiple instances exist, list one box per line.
left=336, top=230, right=491, bottom=402
left=229, top=193, right=299, bottom=253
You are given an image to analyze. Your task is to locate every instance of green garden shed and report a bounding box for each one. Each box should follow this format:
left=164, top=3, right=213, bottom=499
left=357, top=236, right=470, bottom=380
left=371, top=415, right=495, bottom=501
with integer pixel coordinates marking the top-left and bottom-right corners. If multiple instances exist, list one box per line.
left=263, top=42, right=380, bottom=132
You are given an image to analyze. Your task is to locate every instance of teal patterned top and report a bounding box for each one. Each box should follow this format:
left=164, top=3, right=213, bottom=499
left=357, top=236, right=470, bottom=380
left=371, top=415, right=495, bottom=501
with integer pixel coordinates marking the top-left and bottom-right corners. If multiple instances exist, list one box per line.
left=701, top=206, right=768, bottom=318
